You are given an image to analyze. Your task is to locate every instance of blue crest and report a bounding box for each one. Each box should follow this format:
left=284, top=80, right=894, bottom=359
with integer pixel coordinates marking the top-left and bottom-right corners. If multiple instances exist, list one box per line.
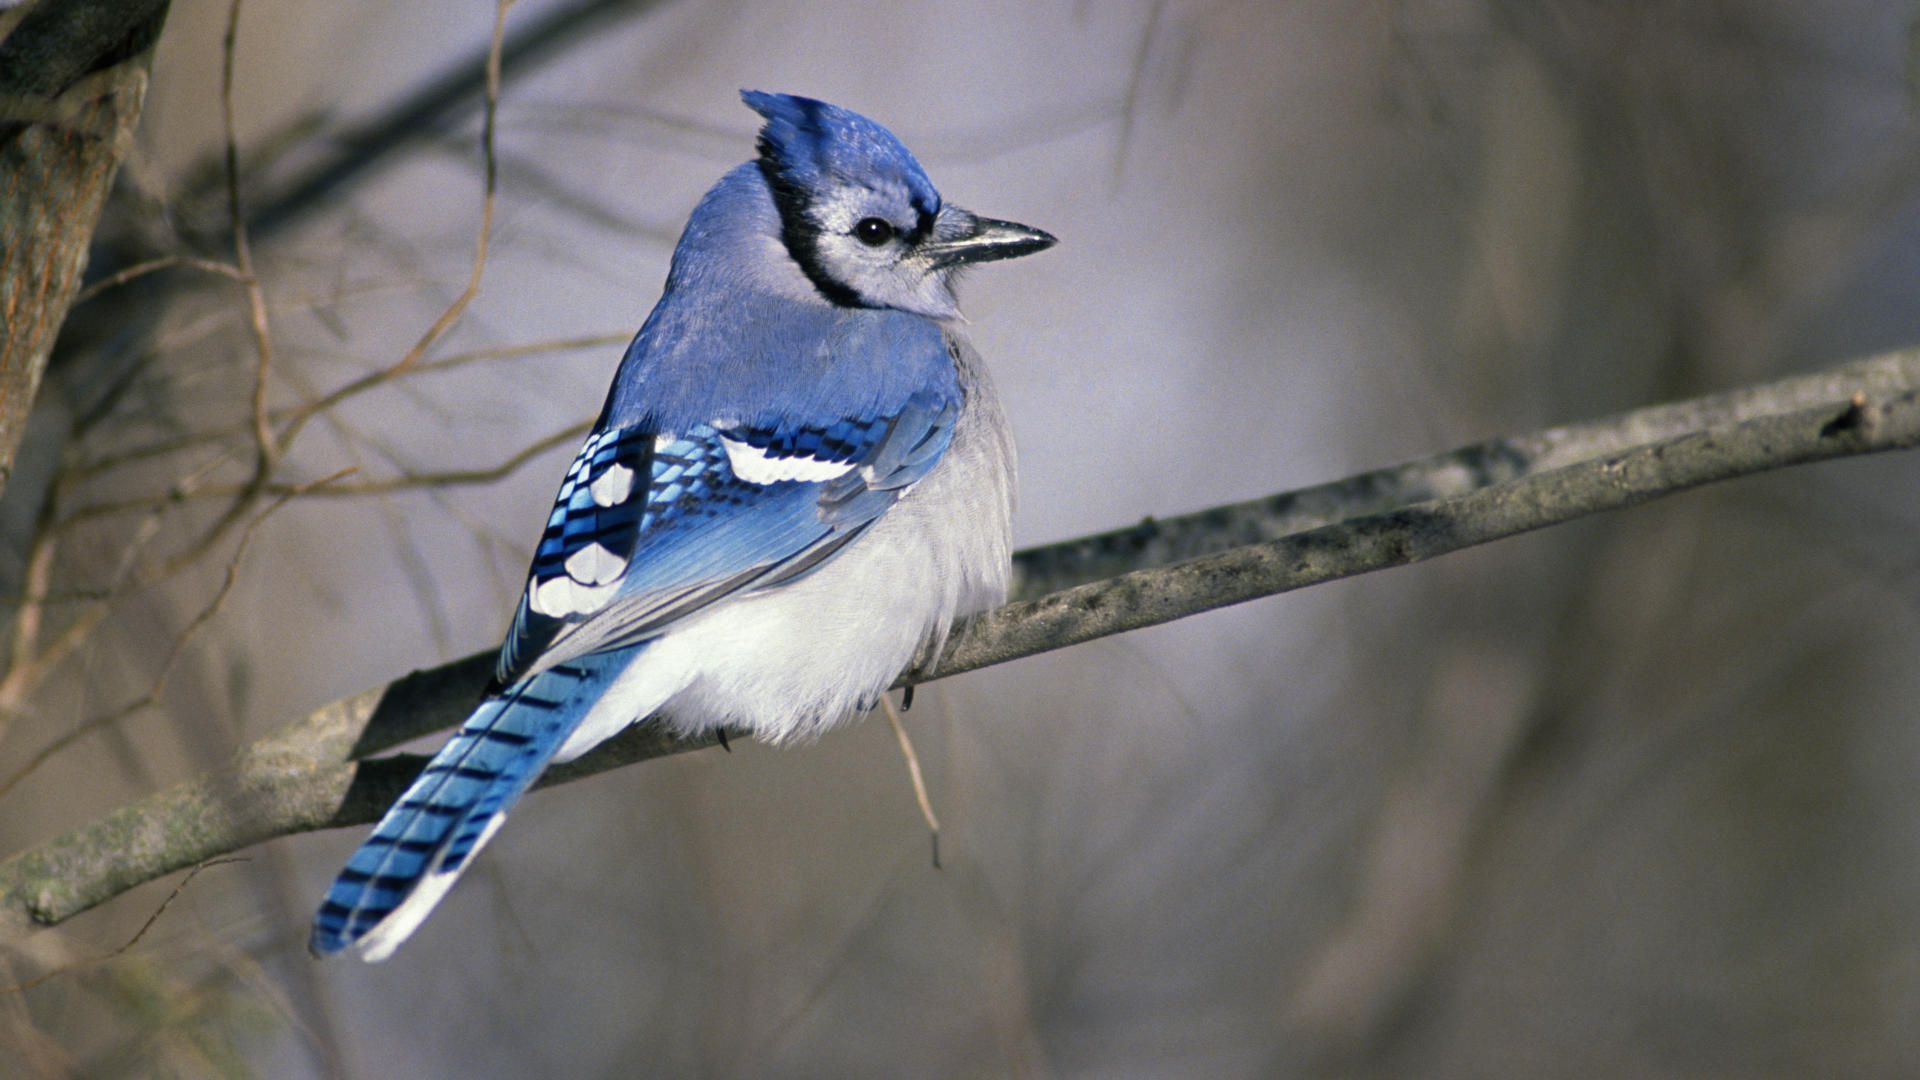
left=742, top=90, right=941, bottom=216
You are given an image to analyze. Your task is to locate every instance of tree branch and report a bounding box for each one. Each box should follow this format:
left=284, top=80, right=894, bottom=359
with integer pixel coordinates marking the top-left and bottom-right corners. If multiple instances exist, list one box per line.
left=0, top=0, right=171, bottom=499
left=240, top=0, right=667, bottom=241
left=3, top=348, right=1919, bottom=937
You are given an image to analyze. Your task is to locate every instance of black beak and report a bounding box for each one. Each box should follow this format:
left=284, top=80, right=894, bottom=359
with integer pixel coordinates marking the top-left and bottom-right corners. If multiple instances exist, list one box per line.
left=920, top=209, right=1057, bottom=269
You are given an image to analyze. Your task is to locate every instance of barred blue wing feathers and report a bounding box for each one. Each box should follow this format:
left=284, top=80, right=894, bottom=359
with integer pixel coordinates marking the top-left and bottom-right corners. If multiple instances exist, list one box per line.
left=311, top=648, right=639, bottom=959
left=493, top=386, right=959, bottom=688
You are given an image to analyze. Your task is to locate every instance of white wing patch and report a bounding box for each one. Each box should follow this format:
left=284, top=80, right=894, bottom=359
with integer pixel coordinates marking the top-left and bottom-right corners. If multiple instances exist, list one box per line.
left=530, top=574, right=621, bottom=618
left=589, top=463, right=634, bottom=507
left=563, top=542, right=626, bottom=586
left=720, top=437, right=858, bottom=485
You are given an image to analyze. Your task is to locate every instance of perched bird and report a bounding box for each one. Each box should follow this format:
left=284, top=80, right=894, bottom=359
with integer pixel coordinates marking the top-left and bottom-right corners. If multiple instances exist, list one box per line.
left=311, top=91, right=1055, bottom=961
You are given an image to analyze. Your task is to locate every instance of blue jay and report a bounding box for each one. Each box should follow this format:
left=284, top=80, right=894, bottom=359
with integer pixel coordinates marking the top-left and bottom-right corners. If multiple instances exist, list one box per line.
left=311, top=92, right=1054, bottom=960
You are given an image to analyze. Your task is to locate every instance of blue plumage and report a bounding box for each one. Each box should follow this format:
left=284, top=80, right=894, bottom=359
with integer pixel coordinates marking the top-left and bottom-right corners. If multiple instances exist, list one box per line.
left=312, top=92, right=1053, bottom=961
left=310, top=651, right=637, bottom=954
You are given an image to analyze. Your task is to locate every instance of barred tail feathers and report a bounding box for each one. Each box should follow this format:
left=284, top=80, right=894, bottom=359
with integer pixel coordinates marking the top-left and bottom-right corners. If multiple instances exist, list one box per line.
left=310, top=651, right=637, bottom=961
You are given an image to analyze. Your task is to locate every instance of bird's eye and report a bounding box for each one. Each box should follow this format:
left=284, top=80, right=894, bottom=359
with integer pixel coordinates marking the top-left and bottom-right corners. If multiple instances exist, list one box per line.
left=853, top=217, right=895, bottom=246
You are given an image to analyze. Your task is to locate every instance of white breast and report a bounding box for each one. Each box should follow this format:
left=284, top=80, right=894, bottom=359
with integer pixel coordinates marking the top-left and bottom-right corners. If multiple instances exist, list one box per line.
left=550, top=334, right=1014, bottom=759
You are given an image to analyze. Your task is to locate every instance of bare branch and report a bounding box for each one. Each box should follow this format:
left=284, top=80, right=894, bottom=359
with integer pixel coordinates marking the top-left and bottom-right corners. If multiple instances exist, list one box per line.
left=3, top=348, right=1917, bottom=937
left=222, top=0, right=280, bottom=478
left=76, top=0, right=515, bottom=597
left=0, top=467, right=356, bottom=801
left=260, top=0, right=509, bottom=473
left=237, top=0, right=669, bottom=241
left=375, top=0, right=508, bottom=382
left=69, top=255, right=246, bottom=305
left=64, top=331, right=623, bottom=486
left=58, top=420, right=589, bottom=523
left=1007, top=349, right=1920, bottom=599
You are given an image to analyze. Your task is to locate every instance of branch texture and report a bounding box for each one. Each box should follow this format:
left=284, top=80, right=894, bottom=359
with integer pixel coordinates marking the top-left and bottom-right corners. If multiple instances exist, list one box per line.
left=0, top=0, right=170, bottom=498
left=3, top=349, right=1919, bottom=936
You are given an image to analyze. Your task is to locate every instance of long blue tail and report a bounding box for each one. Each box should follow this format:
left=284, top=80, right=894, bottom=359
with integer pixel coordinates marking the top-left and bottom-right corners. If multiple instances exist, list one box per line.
left=310, top=650, right=635, bottom=960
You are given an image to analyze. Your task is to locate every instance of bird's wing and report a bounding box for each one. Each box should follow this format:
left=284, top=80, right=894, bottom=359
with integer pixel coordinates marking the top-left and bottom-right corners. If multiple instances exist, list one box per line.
left=491, top=386, right=958, bottom=687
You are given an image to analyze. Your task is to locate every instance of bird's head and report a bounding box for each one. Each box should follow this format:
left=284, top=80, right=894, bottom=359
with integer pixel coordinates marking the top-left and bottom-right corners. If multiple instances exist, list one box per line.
left=743, top=91, right=1055, bottom=320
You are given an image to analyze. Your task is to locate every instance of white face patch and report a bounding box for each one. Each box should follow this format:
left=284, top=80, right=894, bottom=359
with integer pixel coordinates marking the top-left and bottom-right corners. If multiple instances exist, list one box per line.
left=720, top=437, right=858, bottom=485
left=589, top=463, right=635, bottom=507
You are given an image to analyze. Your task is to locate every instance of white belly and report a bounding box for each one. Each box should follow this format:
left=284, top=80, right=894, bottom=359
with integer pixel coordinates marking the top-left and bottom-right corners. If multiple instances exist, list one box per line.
left=552, top=343, right=1013, bottom=757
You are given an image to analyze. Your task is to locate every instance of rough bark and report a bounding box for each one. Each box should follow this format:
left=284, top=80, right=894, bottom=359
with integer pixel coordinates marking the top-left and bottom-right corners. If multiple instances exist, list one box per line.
left=0, top=0, right=171, bottom=498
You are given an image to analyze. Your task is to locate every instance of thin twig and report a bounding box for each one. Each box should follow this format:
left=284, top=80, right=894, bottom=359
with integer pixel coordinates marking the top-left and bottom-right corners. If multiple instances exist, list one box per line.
left=0, top=500, right=62, bottom=725
left=58, top=421, right=587, bottom=523
left=70, top=256, right=248, bottom=306
left=67, top=332, right=622, bottom=485
left=118, top=0, right=289, bottom=598
left=0, top=463, right=185, bottom=722
left=881, top=694, right=941, bottom=868
left=0, top=858, right=247, bottom=994
left=222, top=0, right=280, bottom=483
left=377, top=0, right=510, bottom=379
left=238, top=0, right=655, bottom=240
left=1110, top=0, right=1167, bottom=191
left=0, top=468, right=356, bottom=801
left=269, top=0, right=512, bottom=457
left=62, top=0, right=516, bottom=595
left=275, top=421, right=584, bottom=497
left=87, top=0, right=512, bottom=596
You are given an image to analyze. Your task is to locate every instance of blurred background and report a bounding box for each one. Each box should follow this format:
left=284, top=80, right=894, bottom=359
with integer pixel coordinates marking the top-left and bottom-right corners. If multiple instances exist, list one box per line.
left=7, top=0, right=1920, bottom=1075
